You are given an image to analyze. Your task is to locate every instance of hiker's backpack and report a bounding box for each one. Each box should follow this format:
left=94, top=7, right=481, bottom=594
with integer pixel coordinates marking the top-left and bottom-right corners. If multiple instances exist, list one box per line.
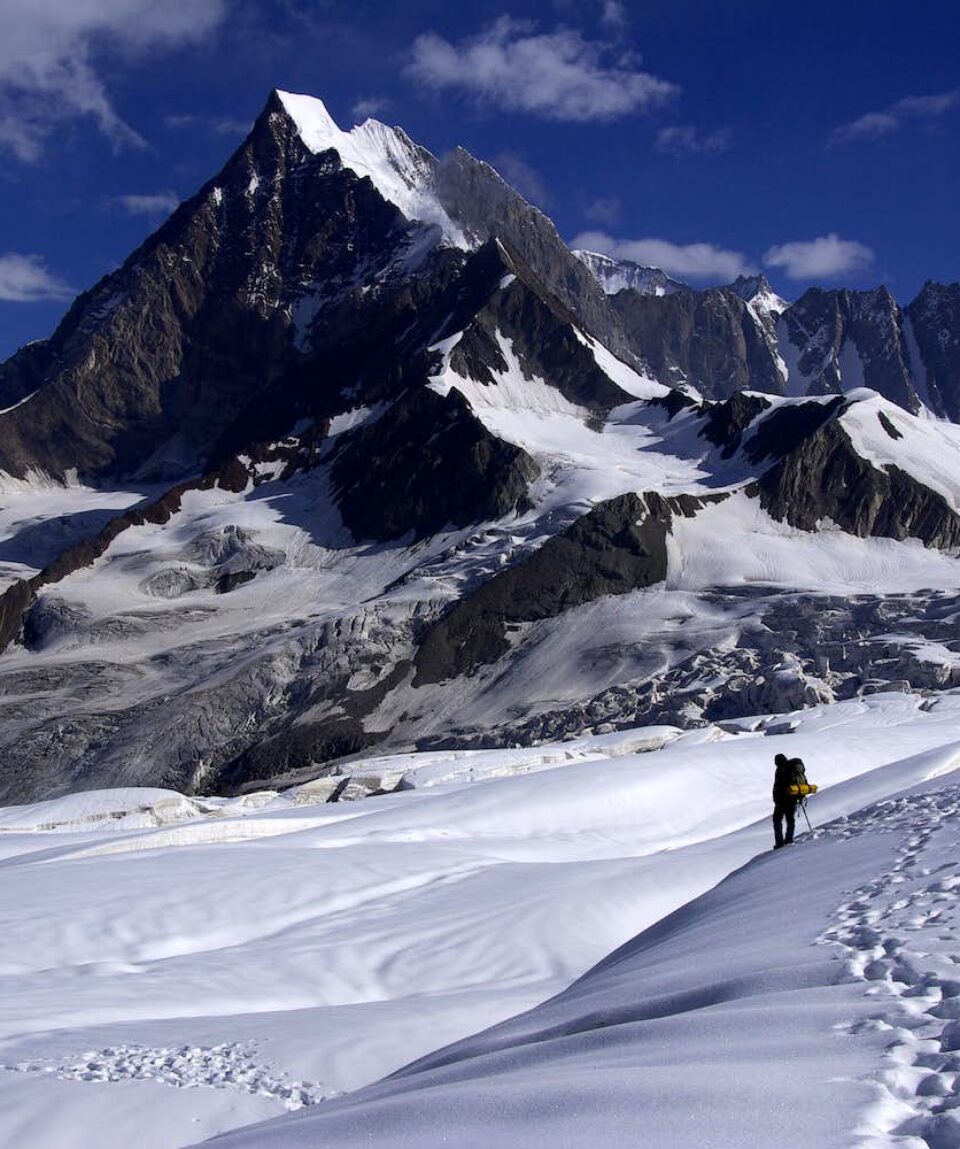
left=787, top=758, right=817, bottom=797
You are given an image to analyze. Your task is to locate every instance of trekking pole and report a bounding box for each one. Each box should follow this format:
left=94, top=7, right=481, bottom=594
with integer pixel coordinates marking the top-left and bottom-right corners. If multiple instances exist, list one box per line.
left=800, top=798, right=814, bottom=833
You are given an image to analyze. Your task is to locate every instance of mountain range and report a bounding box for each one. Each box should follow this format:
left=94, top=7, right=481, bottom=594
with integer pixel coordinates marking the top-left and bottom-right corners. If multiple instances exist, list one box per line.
left=0, top=89, right=959, bottom=803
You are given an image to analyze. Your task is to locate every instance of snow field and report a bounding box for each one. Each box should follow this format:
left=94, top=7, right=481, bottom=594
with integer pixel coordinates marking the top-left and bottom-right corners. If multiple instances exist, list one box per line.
left=3, top=694, right=960, bottom=1146
left=205, top=751, right=960, bottom=1149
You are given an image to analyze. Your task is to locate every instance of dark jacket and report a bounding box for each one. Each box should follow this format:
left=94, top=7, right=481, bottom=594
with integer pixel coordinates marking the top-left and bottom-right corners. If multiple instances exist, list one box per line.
left=773, top=757, right=805, bottom=803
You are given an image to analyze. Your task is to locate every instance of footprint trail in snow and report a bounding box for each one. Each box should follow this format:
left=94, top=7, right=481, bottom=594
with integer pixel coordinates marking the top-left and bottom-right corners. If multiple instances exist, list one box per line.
left=3, top=1041, right=328, bottom=1110
left=817, top=786, right=960, bottom=1147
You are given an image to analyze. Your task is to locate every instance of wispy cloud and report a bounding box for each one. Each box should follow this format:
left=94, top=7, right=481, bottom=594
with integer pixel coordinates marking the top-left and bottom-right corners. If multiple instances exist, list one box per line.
left=0, top=253, right=73, bottom=302
left=407, top=16, right=677, bottom=122
left=763, top=234, right=874, bottom=280
left=164, top=113, right=249, bottom=137
left=583, top=196, right=621, bottom=226
left=831, top=90, right=959, bottom=144
left=114, top=192, right=180, bottom=218
left=571, top=231, right=755, bottom=280
left=212, top=117, right=250, bottom=137
left=352, top=96, right=391, bottom=121
left=0, top=1, right=226, bottom=162
left=654, top=124, right=731, bottom=157
left=488, top=151, right=552, bottom=208
left=599, top=1, right=628, bottom=33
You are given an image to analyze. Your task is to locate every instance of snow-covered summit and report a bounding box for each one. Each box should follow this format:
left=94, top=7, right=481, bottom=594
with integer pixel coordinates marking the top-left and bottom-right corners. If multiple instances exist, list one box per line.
left=727, top=273, right=789, bottom=321
left=572, top=249, right=690, bottom=297
left=275, top=90, right=466, bottom=246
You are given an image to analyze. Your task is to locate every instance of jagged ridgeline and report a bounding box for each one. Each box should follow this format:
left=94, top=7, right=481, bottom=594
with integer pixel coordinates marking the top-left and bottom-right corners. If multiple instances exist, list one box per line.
left=0, top=90, right=959, bottom=803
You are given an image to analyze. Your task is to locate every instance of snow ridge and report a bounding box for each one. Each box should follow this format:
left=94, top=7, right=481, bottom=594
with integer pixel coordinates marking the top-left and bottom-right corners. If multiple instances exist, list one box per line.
left=276, top=91, right=466, bottom=246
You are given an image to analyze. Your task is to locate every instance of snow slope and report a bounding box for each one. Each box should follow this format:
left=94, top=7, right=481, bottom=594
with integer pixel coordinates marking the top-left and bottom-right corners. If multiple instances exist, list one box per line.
left=4, top=693, right=960, bottom=1147
left=212, top=761, right=960, bottom=1149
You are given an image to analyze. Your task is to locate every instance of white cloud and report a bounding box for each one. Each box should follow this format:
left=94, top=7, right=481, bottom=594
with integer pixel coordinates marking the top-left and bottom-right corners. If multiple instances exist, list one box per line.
left=571, top=230, right=756, bottom=280
left=654, top=124, right=731, bottom=157
left=352, top=97, right=391, bottom=121
left=831, top=89, right=959, bottom=144
left=0, top=253, right=73, bottom=302
left=762, top=234, right=874, bottom=280
left=115, top=192, right=180, bottom=217
left=0, top=0, right=226, bottom=161
left=407, top=17, right=677, bottom=122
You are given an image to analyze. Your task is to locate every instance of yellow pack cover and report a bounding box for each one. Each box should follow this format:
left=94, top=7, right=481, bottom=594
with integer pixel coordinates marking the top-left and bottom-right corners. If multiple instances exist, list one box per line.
left=788, top=782, right=817, bottom=796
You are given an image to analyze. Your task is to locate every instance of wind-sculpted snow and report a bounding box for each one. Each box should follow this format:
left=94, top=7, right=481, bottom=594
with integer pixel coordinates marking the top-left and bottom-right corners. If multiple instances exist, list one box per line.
left=193, top=738, right=960, bottom=1149
left=1, top=696, right=960, bottom=1148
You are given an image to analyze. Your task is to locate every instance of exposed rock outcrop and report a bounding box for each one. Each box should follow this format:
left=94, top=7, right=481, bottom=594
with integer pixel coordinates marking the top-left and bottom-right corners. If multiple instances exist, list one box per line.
left=750, top=419, right=960, bottom=549
left=781, top=287, right=919, bottom=408
left=612, top=287, right=785, bottom=398
left=332, top=386, right=539, bottom=542
left=907, top=281, right=960, bottom=420
left=414, top=492, right=719, bottom=684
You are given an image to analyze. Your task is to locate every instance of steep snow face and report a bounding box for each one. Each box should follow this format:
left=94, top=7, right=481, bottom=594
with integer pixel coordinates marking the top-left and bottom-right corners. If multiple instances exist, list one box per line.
left=4, top=695, right=960, bottom=1148
left=426, top=328, right=712, bottom=511
left=573, top=249, right=689, bottom=297
left=839, top=389, right=960, bottom=508
left=276, top=91, right=467, bottom=246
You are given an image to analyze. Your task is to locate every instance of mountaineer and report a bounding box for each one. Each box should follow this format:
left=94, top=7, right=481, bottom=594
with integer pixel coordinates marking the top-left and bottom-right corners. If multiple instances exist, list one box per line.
left=772, top=752, right=811, bottom=849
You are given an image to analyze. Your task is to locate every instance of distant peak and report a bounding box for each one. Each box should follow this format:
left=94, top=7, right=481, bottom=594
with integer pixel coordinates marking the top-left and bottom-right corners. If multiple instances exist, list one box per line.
left=730, top=273, right=771, bottom=294
left=726, top=273, right=789, bottom=318
left=572, top=250, right=689, bottom=297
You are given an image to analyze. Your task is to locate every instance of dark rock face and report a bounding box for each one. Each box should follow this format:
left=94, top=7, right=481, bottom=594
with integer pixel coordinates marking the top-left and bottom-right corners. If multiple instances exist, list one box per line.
left=0, top=340, right=51, bottom=410
left=612, top=287, right=784, bottom=399
left=433, top=152, right=630, bottom=362
left=907, top=281, right=960, bottom=420
left=701, top=392, right=772, bottom=457
left=449, top=269, right=633, bottom=417
left=332, top=386, right=539, bottom=542
left=743, top=397, right=845, bottom=464
left=877, top=411, right=904, bottom=440
left=414, top=492, right=717, bottom=684
left=781, top=287, right=919, bottom=408
left=0, top=92, right=417, bottom=481
left=750, top=419, right=960, bottom=549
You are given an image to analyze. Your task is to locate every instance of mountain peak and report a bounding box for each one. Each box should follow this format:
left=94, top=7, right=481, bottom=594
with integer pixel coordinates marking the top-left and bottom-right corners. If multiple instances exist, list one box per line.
left=727, top=273, right=788, bottom=319
left=270, top=89, right=466, bottom=246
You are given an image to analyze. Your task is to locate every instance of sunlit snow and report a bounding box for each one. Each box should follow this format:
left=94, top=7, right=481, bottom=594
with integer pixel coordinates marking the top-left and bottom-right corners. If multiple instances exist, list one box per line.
left=3, top=695, right=960, bottom=1147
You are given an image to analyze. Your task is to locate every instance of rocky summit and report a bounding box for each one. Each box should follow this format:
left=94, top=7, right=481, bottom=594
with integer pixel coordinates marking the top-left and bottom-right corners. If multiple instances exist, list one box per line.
left=1, top=90, right=959, bottom=803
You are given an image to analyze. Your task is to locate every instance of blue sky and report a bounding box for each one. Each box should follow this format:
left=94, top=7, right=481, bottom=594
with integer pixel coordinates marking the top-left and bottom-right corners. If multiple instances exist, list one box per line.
left=0, top=0, right=957, bottom=360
